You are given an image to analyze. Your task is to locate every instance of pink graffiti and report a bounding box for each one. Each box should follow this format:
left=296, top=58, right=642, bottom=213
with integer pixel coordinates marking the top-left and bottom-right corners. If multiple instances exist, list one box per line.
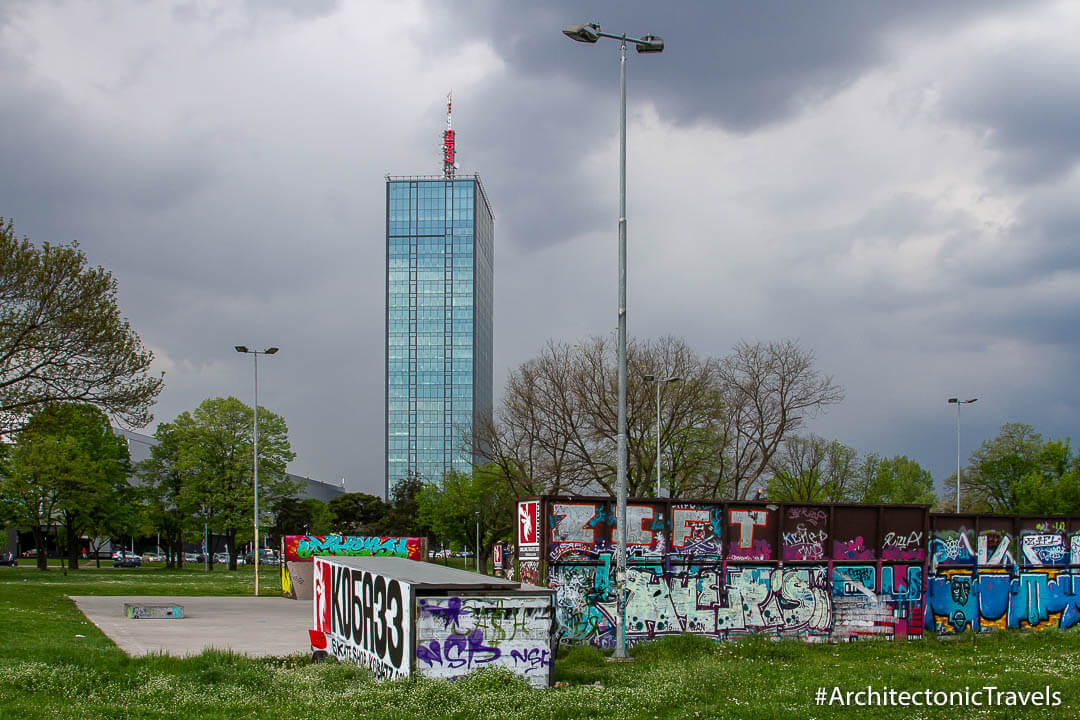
left=787, top=507, right=827, bottom=524
left=833, top=536, right=875, bottom=561
left=727, top=539, right=772, bottom=561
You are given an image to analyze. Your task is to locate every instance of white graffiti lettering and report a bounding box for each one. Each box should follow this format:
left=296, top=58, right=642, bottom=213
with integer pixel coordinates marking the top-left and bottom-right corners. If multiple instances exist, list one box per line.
left=611, top=505, right=656, bottom=546
left=672, top=508, right=711, bottom=549
left=551, top=503, right=598, bottom=544
left=730, top=509, right=767, bottom=549
left=977, top=533, right=1014, bottom=566
left=883, top=531, right=923, bottom=549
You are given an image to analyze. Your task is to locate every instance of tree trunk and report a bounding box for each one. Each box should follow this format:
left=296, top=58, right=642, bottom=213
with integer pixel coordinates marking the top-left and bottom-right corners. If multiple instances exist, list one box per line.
left=66, top=520, right=80, bottom=571
left=207, top=531, right=214, bottom=571
left=32, top=527, right=47, bottom=571
left=226, top=530, right=237, bottom=571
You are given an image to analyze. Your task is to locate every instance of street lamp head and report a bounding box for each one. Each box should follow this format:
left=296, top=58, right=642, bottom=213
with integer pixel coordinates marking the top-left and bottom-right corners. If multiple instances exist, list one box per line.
left=966, top=398, right=978, bottom=404
left=947, top=397, right=958, bottom=404
left=235, top=345, right=249, bottom=353
left=563, top=23, right=601, bottom=43
left=665, top=375, right=682, bottom=383
left=644, top=374, right=656, bottom=382
left=265, top=347, right=279, bottom=355
left=635, top=34, right=664, bottom=53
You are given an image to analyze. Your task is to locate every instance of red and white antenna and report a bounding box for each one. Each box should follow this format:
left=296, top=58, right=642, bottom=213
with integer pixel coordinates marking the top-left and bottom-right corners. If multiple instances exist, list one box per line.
left=442, top=92, right=456, bottom=179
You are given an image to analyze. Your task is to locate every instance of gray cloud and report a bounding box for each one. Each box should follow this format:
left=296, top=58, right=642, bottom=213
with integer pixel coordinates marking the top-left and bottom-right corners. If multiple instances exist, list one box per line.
left=433, top=0, right=1012, bottom=130
left=947, top=40, right=1080, bottom=184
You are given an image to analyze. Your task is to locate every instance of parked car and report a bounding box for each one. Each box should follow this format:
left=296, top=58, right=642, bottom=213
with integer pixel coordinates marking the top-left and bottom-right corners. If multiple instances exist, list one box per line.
left=241, top=549, right=276, bottom=565
left=113, top=554, right=141, bottom=568
left=183, top=552, right=200, bottom=563
left=212, top=552, right=244, bottom=565
left=0, top=551, right=16, bottom=567
left=142, top=552, right=166, bottom=563
left=112, top=550, right=139, bottom=561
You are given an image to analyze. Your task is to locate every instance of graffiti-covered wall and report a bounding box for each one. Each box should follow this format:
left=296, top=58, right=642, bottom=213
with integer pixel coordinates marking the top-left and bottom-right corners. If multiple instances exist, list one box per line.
left=281, top=534, right=427, bottom=599
left=926, top=516, right=1080, bottom=633
left=310, top=556, right=555, bottom=687
left=517, top=497, right=1080, bottom=646
left=415, top=596, right=554, bottom=687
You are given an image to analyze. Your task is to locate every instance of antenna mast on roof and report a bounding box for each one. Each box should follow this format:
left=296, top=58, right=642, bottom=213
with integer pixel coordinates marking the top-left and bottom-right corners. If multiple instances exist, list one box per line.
left=442, top=92, right=456, bottom=179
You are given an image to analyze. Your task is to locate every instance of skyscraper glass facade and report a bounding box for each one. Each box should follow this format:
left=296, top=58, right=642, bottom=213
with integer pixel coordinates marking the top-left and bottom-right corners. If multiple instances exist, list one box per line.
left=385, top=176, right=493, bottom=495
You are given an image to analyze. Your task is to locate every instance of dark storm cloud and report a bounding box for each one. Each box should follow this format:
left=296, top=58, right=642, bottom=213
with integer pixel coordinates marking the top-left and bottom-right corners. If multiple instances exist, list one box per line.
left=0, top=74, right=211, bottom=220
left=462, top=76, right=614, bottom=252
left=430, top=0, right=1013, bottom=258
left=432, top=0, right=1011, bottom=130
left=958, top=180, right=1080, bottom=293
left=946, top=40, right=1080, bottom=184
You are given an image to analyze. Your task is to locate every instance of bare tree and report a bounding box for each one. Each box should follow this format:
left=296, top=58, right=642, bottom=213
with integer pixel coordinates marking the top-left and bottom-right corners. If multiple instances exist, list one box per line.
left=719, top=339, right=845, bottom=498
left=475, top=336, right=843, bottom=501
left=473, top=336, right=725, bottom=497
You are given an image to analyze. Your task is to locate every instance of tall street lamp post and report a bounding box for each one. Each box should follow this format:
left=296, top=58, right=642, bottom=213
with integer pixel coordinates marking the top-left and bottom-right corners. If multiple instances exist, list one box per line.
left=947, top=397, right=977, bottom=513
left=236, top=345, right=279, bottom=596
left=644, top=374, right=681, bottom=497
left=563, top=21, right=663, bottom=660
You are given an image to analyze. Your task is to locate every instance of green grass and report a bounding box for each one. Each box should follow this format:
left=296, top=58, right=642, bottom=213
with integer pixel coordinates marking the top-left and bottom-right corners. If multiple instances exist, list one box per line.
left=1, top=566, right=1079, bottom=719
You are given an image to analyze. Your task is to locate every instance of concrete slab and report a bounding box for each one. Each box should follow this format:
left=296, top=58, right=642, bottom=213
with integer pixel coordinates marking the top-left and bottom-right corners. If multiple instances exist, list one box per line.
left=71, top=595, right=311, bottom=658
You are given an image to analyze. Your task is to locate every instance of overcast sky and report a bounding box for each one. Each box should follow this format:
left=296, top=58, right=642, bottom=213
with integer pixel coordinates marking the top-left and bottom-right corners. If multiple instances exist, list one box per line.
left=3, top=1, right=1079, bottom=497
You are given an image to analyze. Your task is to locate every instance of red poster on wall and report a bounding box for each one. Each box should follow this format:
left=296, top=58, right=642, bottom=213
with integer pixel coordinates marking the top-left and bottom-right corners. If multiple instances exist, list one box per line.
left=518, top=500, right=539, bottom=558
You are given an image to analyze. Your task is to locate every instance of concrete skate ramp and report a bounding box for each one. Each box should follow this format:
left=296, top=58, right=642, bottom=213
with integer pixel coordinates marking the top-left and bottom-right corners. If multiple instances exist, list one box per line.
left=71, top=595, right=311, bottom=658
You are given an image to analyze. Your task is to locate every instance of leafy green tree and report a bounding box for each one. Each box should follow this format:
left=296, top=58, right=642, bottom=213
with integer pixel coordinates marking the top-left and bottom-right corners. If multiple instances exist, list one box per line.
left=1053, top=462, right=1080, bottom=514
left=765, top=435, right=857, bottom=502
left=418, top=465, right=516, bottom=574
left=0, top=442, right=12, bottom=522
left=0, top=218, right=163, bottom=433
left=3, top=424, right=73, bottom=569
left=271, top=497, right=334, bottom=537
left=374, top=474, right=427, bottom=537
left=327, top=492, right=389, bottom=536
left=84, top=479, right=141, bottom=568
left=137, top=418, right=196, bottom=568
left=175, top=397, right=297, bottom=570
left=853, top=454, right=936, bottom=505
left=0, top=403, right=131, bottom=569
left=59, top=406, right=133, bottom=569
left=957, top=423, right=1064, bottom=513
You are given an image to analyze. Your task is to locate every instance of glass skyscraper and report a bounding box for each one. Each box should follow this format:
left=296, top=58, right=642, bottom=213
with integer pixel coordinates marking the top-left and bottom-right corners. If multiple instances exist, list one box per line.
left=385, top=175, right=493, bottom=496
